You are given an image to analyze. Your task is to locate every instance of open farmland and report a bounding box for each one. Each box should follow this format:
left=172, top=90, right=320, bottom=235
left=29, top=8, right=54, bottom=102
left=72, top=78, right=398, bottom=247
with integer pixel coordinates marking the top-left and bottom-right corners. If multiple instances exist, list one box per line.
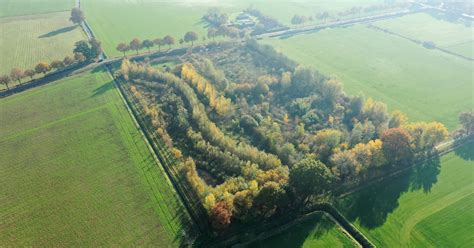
left=262, top=24, right=474, bottom=130
left=0, top=0, right=73, bottom=18
left=337, top=142, right=474, bottom=247
left=0, top=11, right=85, bottom=86
left=250, top=212, right=355, bottom=248
left=81, top=0, right=386, bottom=57
left=373, top=12, right=474, bottom=58
left=0, top=70, right=189, bottom=246
left=81, top=0, right=210, bottom=57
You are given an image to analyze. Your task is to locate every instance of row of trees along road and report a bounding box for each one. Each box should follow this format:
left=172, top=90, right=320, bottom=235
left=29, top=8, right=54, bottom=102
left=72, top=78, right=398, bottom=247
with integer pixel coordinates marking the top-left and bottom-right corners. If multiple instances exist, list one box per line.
left=0, top=8, right=102, bottom=91
left=116, top=32, right=200, bottom=57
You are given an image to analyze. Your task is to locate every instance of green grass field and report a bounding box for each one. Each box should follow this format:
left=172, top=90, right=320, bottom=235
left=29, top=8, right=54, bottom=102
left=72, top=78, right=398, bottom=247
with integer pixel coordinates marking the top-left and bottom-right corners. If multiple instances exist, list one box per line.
left=250, top=212, right=355, bottom=248
left=444, top=40, right=474, bottom=58
left=82, top=0, right=382, bottom=57
left=0, top=69, right=188, bottom=246
left=81, top=0, right=210, bottom=57
left=0, top=0, right=73, bottom=17
left=337, top=142, right=474, bottom=247
left=0, top=11, right=85, bottom=84
left=262, top=24, right=474, bottom=130
left=374, top=12, right=474, bottom=58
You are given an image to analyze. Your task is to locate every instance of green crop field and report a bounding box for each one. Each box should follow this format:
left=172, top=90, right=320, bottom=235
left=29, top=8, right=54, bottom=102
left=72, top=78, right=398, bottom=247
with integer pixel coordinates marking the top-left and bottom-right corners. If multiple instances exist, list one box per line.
left=374, top=12, right=474, bottom=58
left=262, top=24, right=474, bottom=130
left=0, top=0, right=73, bottom=17
left=337, top=142, right=474, bottom=247
left=250, top=212, right=355, bottom=248
left=0, top=11, right=85, bottom=87
left=0, top=69, right=188, bottom=246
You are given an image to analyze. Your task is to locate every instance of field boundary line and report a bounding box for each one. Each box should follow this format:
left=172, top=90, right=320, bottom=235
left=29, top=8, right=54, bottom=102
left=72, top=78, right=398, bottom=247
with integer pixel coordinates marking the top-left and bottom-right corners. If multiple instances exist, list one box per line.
left=0, top=10, right=72, bottom=21
left=368, top=24, right=473, bottom=61
left=0, top=104, right=109, bottom=142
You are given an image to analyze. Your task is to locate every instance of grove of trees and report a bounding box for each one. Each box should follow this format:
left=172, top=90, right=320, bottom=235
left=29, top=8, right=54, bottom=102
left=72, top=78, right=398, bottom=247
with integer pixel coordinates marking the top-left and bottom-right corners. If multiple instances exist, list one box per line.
left=118, top=40, right=451, bottom=232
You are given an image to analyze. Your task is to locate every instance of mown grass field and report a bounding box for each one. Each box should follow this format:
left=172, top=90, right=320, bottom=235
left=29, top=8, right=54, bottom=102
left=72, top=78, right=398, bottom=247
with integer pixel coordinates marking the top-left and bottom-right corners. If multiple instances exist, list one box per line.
left=250, top=212, right=355, bottom=248
left=337, top=142, right=474, bottom=247
left=0, top=69, right=188, bottom=246
left=374, top=12, right=474, bottom=58
left=0, top=11, right=85, bottom=87
left=262, top=24, right=473, bottom=130
left=0, top=0, right=73, bottom=17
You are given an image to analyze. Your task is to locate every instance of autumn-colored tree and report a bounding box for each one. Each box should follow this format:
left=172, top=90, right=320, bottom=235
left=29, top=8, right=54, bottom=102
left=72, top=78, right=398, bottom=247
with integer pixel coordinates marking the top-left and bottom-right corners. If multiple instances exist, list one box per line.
left=10, top=68, right=24, bottom=86
left=184, top=31, right=198, bottom=46
left=289, top=156, right=333, bottom=205
left=74, top=52, right=86, bottom=63
left=210, top=201, right=232, bottom=230
left=142, top=39, right=154, bottom=52
left=24, top=69, right=35, bottom=80
left=459, top=111, right=474, bottom=136
left=116, top=43, right=129, bottom=57
left=89, top=38, right=103, bottom=59
left=312, top=129, right=342, bottom=162
left=254, top=181, right=287, bottom=218
left=362, top=98, right=389, bottom=133
left=35, top=62, right=51, bottom=75
left=51, top=60, right=65, bottom=70
left=330, top=150, right=361, bottom=180
left=207, top=27, right=218, bottom=41
left=70, top=7, right=85, bottom=25
left=0, top=75, right=11, bottom=90
left=153, top=38, right=164, bottom=51
left=163, top=35, right=175, bottom=49
left=381, top=128, right=413, bottom=165
left=403, top=122, right=448, bottom=152
left=63, top=56, right=74, bottom=66
left=389, top=110, right=408, bottom=128
left=129, top=38, right=142, bottom=54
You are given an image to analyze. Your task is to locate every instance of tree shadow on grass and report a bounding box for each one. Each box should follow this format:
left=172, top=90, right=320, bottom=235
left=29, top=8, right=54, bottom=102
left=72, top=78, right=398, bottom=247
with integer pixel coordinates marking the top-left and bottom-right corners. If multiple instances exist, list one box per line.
left=410, top=155, right=441, bottom=193
left=454, top=140, right=474, bottom=161
left=248, top=213, right=335, bottom=248
left=339, top=156, right=443, bottom=229
left=339, top=172, right=411, bottom=229
left=92, top=81, right=114, bottom=97
left=38, top=25, right=77, bottom=38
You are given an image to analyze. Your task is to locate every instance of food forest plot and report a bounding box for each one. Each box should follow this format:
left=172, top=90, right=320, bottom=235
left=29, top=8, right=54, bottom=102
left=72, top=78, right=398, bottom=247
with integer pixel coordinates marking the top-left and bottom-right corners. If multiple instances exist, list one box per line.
left=0, top=12, right=85, bottom=88
left=0, top=0, right=74, bottom=17
left=336, top=142, right=474, bottom=247
left=262, top=25, right=473, bottom=130
left=374, top=12, right=474, bottom=57
left=0, top=70, right=187, bottom=246
left=249, top=212, right=355, bottom=248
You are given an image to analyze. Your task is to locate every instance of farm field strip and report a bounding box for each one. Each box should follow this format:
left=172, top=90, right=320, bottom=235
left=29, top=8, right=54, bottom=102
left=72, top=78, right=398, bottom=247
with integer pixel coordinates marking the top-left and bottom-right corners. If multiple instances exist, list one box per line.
left=262, top=24, right=473, bottom=130
left=0, top=0, right=74, bottom=18
left=0, top=11, right=86, bottom=88
left=0, top=70, right=187, bottom=246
